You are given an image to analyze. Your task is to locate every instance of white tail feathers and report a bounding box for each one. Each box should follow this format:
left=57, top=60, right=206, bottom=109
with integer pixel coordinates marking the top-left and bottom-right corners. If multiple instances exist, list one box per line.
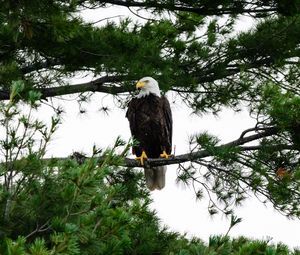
left=144, top=166, right=167, bottom=191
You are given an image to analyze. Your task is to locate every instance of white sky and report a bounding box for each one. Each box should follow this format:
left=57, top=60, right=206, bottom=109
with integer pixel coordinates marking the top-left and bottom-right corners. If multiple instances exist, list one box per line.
left=34, top=5, right=300, bottom=249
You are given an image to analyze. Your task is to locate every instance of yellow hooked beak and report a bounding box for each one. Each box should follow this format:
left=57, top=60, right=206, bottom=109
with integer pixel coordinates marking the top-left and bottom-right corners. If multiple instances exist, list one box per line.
left=136, top=81, right=145, bottom=90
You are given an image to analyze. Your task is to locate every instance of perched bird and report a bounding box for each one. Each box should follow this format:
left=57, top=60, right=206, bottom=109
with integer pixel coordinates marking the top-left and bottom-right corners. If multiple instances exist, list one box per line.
left=126, top=77, right=173, bottom=190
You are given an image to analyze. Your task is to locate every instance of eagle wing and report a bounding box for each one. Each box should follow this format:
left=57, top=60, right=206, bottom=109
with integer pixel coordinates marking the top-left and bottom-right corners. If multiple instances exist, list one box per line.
left=126, top=95, right=172, bottom=156
left=126, top=98, right=136, bottom=135
left=161, top=96, right=173, bottom=154
left=126, top=98, right=139, bottom=150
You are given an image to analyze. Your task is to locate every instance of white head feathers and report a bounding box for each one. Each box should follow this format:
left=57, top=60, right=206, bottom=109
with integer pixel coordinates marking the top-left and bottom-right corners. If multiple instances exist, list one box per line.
left=135, top=77, right=161, bottom=98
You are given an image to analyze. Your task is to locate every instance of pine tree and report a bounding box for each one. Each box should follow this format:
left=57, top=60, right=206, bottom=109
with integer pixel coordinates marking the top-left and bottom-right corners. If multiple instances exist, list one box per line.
left=1, top=0, right=300, bottom=253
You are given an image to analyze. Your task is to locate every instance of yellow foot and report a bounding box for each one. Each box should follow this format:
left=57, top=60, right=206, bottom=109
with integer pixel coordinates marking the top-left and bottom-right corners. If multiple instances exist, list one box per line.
left=160, top=150, right=173, bottom=159
left=135, top=151, right=148, bottom=166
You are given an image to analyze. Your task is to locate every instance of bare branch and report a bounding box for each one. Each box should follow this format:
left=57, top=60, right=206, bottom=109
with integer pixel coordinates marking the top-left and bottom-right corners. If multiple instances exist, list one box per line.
left=25, top=220, right=51, bottom=239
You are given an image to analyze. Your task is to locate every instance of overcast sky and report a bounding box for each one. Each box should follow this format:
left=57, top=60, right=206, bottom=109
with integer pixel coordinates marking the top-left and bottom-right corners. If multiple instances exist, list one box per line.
left=37, top=5, right=300, bottom=249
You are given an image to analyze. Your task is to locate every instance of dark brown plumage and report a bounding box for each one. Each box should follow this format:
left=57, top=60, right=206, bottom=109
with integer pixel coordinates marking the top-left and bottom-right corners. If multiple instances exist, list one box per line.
left=126, top=93, right=172, bottom=158
left=126, top=77, right=172, bottom=190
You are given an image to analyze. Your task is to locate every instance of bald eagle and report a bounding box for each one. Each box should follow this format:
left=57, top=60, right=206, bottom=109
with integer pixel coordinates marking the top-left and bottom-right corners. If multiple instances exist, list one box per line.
left=126, top=77, right=172, bottom=190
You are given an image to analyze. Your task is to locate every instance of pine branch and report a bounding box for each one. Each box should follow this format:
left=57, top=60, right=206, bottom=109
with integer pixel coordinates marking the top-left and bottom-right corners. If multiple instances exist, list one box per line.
left=39, top=75, right=131, bottom=98
left=46, top=127, right=283, bottom=168
left=20, top=59, right=61, bottom=74
left=0, top=55, right=280, bottom=101
left=100, top=0, right=278, bottom=16
left=0, top=75, right=131, bottom=101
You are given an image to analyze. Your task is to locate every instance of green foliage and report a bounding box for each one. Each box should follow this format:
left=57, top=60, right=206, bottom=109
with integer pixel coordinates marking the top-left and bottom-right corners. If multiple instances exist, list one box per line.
left=1, top=0, right=300, bottom=253
left=0, top=85, right=298, bottom=254
left=0, top=98, right=164, bottom=254
left=259, top=84, right=300, bottom=135
left=1, top=0, right=300, bottom=105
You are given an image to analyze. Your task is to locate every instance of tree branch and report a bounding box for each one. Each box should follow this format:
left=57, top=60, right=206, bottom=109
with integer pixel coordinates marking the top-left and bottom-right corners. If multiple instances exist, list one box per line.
left=0, top=75, right=132, bottom=101
left=39, top=75, right=131, bottom=98
left=46, top=127, right=282, bottom=168
left=0, top=55, right=278, bottom=101
left=101, top=0, right=278, bottom=16
left=20, top=59, right=61, bottom=74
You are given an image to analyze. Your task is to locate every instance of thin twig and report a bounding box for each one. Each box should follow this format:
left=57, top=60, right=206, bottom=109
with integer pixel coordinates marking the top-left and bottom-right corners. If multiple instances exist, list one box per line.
left=25, top=220, right=51, bottom=239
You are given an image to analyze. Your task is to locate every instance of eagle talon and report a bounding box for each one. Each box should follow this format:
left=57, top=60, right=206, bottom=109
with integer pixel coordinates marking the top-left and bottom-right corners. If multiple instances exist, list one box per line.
left=160, top=150, right=173, bottom=159
left=135, top=151, right=148, bottom=166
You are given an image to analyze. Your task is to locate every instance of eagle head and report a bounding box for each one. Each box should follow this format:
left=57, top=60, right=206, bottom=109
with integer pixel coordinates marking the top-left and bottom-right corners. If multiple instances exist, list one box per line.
left=136, top=77, right=161, bottom=98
